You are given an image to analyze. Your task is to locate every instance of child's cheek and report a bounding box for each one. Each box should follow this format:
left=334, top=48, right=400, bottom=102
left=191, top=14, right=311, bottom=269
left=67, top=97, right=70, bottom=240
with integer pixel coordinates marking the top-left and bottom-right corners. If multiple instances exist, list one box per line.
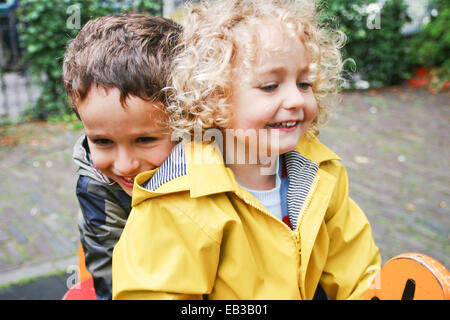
left=246, top=109, right=273, bottom=130
left=89, top=149, right=111, bottom=173
left=152, top=140, right=177, bottom=166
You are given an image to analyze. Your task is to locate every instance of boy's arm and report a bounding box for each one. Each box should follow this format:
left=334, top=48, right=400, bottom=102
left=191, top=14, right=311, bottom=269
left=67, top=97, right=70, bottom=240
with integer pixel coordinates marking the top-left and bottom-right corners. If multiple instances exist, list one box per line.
left=76, top=175, right=130, bottom=300
left=320, top=163, right=381, bottom=300
left=112, top=199, right=220, bottom=300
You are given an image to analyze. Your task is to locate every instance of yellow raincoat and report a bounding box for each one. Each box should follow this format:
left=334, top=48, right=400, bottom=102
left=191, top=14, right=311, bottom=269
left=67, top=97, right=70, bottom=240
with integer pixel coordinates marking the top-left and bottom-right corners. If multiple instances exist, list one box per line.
left=112, top=135, right=381, bottom=300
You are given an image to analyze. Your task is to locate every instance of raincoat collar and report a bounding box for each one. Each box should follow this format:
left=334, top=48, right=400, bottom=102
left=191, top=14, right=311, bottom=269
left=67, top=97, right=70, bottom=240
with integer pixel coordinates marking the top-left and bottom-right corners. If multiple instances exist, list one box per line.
left=295, top=134, right=341, bottom=165
left=133, top=135, right=340, bottom=206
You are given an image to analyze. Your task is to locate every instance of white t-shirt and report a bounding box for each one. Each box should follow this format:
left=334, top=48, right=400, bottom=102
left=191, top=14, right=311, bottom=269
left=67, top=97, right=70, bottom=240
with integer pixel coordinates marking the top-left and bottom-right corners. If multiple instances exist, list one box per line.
left=240, top=164, right=282, bottom=221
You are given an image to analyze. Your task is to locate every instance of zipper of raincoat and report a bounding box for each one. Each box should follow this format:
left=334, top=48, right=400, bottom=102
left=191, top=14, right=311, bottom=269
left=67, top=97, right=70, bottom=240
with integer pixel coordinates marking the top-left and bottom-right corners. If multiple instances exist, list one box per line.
left=239, top=192, right=296, bottom=237
left=295, top=174, right=320, bottom=234
left=236, top=173, right=320, bottom=252
left=237, top=192, right=302, bottom=253
left=292, top=174, right=320, bottom=251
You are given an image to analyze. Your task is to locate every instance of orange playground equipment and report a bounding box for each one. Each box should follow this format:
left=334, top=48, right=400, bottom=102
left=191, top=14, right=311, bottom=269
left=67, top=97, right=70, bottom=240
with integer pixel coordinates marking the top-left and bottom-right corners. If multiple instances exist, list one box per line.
left=63, top=247, right=449, bottom=300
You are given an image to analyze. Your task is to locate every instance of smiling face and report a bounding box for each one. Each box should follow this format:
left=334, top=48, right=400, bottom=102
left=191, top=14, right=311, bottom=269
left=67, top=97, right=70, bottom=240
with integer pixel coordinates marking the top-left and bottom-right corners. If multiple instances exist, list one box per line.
left=228, top=21, right=318, bottom=156
left=77, top=86, right=175, bottom=196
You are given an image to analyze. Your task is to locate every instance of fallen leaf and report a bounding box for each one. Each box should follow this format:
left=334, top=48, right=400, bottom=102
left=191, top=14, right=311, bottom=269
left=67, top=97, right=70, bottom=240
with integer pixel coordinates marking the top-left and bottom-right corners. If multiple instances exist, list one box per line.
left=439, top=201, right=447, bottom=209
left=0, top=136, right=19, bottom=146
left=354, top=156, right=370, bottom=164
left=406, top=203, right=416, bottom=212
left=28, top=139, right=40, bottom=146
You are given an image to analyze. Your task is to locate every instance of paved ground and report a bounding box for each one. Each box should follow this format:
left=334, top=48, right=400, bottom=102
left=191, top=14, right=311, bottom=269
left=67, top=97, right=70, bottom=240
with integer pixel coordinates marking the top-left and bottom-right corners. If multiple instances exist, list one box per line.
left=320, top=87, right=449, bottom=266
left=0, top=122, right=81, bottom=291
left=0, top=273, right=69, bottom=300
left=0, top=86, right=448, bottom=299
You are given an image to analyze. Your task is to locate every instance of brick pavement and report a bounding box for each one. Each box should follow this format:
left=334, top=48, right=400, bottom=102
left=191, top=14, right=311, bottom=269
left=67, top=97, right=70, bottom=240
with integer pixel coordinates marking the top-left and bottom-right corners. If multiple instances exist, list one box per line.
left=0, top=87, right=448, bottom=290
left=319, top=87, right=449, bottom=267
left=0, top=123, right=81, bottom=286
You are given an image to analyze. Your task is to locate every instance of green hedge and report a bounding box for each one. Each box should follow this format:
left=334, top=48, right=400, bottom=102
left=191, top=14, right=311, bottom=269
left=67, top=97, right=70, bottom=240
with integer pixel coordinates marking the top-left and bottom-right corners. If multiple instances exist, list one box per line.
left=17, top=0, right=444, bottom=121
left=318, top=0, right=411, bottom=89
left=407, top=0, right=449, bottom=89
left=17, top=0, right=162, bottom=121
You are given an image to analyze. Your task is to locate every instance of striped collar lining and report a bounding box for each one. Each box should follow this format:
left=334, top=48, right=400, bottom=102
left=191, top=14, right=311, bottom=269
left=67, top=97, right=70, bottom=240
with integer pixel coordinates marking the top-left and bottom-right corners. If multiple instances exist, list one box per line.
left=142, top=142, right=318, bottom=228
left=283, top=152, right=319, bottom=230
left=143, top=142, right=186, bottom=191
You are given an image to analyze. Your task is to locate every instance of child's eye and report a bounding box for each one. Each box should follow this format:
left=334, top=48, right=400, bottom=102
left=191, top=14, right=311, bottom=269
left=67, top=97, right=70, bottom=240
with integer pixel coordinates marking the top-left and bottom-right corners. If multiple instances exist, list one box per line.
left=259, top=83, right=278, bottom=92
left=93, top=138, right=113, bottom=146
left=297, top=82, right=312, bottom=90
left=136, top=137, right=156, bottom=143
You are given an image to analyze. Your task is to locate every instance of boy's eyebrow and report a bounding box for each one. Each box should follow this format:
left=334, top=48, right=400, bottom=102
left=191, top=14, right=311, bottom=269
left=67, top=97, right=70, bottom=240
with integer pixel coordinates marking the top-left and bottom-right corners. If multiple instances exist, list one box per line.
left=86, top=130, right=161, bottom=140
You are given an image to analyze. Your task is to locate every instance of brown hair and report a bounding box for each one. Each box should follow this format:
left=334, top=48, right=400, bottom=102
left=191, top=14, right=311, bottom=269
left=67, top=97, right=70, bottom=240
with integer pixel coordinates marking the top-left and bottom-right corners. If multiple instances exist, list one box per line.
left=63, top=14, right=182, bottom=116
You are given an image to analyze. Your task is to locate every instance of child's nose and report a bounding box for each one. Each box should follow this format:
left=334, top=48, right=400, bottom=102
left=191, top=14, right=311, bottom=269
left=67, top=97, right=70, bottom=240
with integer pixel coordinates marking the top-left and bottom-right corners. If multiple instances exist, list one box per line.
left=282, top=84, right=305, bottom=110
left=114, top=149, right=140, bottom=175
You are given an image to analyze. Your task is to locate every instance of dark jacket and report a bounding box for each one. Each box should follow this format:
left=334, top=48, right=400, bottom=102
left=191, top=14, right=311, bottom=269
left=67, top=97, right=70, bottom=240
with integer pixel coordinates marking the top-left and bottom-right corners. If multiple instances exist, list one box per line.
left=73, top=135, right=131, bottom=300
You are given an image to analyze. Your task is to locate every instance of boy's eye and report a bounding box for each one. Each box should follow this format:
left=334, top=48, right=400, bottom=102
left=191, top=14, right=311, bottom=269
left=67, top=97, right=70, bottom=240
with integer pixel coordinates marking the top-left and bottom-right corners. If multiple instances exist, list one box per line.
left=93, top=138, right=113, bottom=146
left=259, top=83, right=278, bottom=92
left=297, top=82, right=312, bottom=90
left=136, top=137, right=156, bottom=143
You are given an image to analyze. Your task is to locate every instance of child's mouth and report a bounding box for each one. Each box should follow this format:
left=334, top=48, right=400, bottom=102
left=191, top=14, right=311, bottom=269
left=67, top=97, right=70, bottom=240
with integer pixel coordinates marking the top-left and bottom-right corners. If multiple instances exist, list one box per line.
left=266, top=121, right=299, bottom=131
left=266, top=121, right=298, bottom=128
left=118, top=176, right=135, bottom=187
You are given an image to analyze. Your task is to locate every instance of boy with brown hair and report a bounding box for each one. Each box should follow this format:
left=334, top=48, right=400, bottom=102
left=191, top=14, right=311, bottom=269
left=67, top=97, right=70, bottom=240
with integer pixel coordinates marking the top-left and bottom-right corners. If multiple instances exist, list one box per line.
left=63, top=13, right=182, bottom=299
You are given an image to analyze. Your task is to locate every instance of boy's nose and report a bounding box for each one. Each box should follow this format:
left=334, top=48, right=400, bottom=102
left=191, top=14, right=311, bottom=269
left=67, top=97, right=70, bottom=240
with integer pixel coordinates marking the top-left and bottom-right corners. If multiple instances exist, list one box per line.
left=114, top=149, right=140, bottom=175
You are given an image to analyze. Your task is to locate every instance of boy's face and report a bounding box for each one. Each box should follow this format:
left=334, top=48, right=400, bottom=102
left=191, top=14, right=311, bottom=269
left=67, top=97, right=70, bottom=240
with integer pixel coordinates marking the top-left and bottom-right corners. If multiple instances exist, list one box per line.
left=229, top=22, right=317, bottom=156
left=77, top=86, right=175, bottom=196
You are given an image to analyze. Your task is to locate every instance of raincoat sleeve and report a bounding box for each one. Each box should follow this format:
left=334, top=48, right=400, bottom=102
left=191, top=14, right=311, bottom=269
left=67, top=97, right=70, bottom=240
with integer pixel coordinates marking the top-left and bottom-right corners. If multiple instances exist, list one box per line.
left=320, top=162, right=381, bottom=300
left=112, top=198, right=221, bottom=300
left=76, top=175, right=130, bottom=300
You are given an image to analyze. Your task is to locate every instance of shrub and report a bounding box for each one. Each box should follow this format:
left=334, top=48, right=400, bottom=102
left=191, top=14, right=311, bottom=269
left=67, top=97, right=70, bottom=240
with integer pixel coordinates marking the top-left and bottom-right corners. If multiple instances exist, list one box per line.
left=407, top=0, right=449, bottom=90
left=318, top=0, right=411, bottom=89
left=17, top=0, right=162, bottom=121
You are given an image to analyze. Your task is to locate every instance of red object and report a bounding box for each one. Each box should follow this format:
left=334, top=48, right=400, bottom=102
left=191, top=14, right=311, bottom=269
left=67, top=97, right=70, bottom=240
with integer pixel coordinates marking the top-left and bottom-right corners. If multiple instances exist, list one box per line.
left=414, top=67, right=429, bottom=77
left=407, top=67, right=431, bottom=88
left=62, top=277, right=97, bottom=300
left=407, top=77, right=431, bottom=88
left=441, top=81, right=450, bottom=90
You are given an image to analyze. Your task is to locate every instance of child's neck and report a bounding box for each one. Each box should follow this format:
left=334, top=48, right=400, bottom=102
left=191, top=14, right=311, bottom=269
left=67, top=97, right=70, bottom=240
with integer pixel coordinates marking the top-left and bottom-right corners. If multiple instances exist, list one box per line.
left=223, top=137, right=279, bottom=190
left=221, top=134, right=280, bottom=190
left=227, top=162, right=276, bottom=190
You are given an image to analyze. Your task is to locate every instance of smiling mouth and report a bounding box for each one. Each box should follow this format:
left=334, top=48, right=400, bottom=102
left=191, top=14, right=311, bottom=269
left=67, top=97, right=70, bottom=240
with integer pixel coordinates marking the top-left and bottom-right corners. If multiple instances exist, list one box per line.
left=266, top=121, right=299, bottom=128
left=117, top=176, right=136, bottom=186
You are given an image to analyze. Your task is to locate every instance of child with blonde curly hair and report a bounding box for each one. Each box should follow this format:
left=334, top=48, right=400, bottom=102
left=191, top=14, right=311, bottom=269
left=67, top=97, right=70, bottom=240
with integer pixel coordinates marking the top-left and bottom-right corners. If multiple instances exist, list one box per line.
left=113, top=0, right=381, bottom=300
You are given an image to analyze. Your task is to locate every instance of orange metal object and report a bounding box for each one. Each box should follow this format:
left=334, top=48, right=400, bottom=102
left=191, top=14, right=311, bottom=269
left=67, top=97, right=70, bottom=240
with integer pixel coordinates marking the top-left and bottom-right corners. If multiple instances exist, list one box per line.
left=365, top=253, right=450, bottom=300
left=78, top=243, right=93, bottom=282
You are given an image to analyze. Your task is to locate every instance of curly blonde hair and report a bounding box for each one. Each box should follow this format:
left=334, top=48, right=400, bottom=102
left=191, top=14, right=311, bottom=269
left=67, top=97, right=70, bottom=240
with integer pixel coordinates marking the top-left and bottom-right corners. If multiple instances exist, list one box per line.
left=169, top=0, right=346, bottom=138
